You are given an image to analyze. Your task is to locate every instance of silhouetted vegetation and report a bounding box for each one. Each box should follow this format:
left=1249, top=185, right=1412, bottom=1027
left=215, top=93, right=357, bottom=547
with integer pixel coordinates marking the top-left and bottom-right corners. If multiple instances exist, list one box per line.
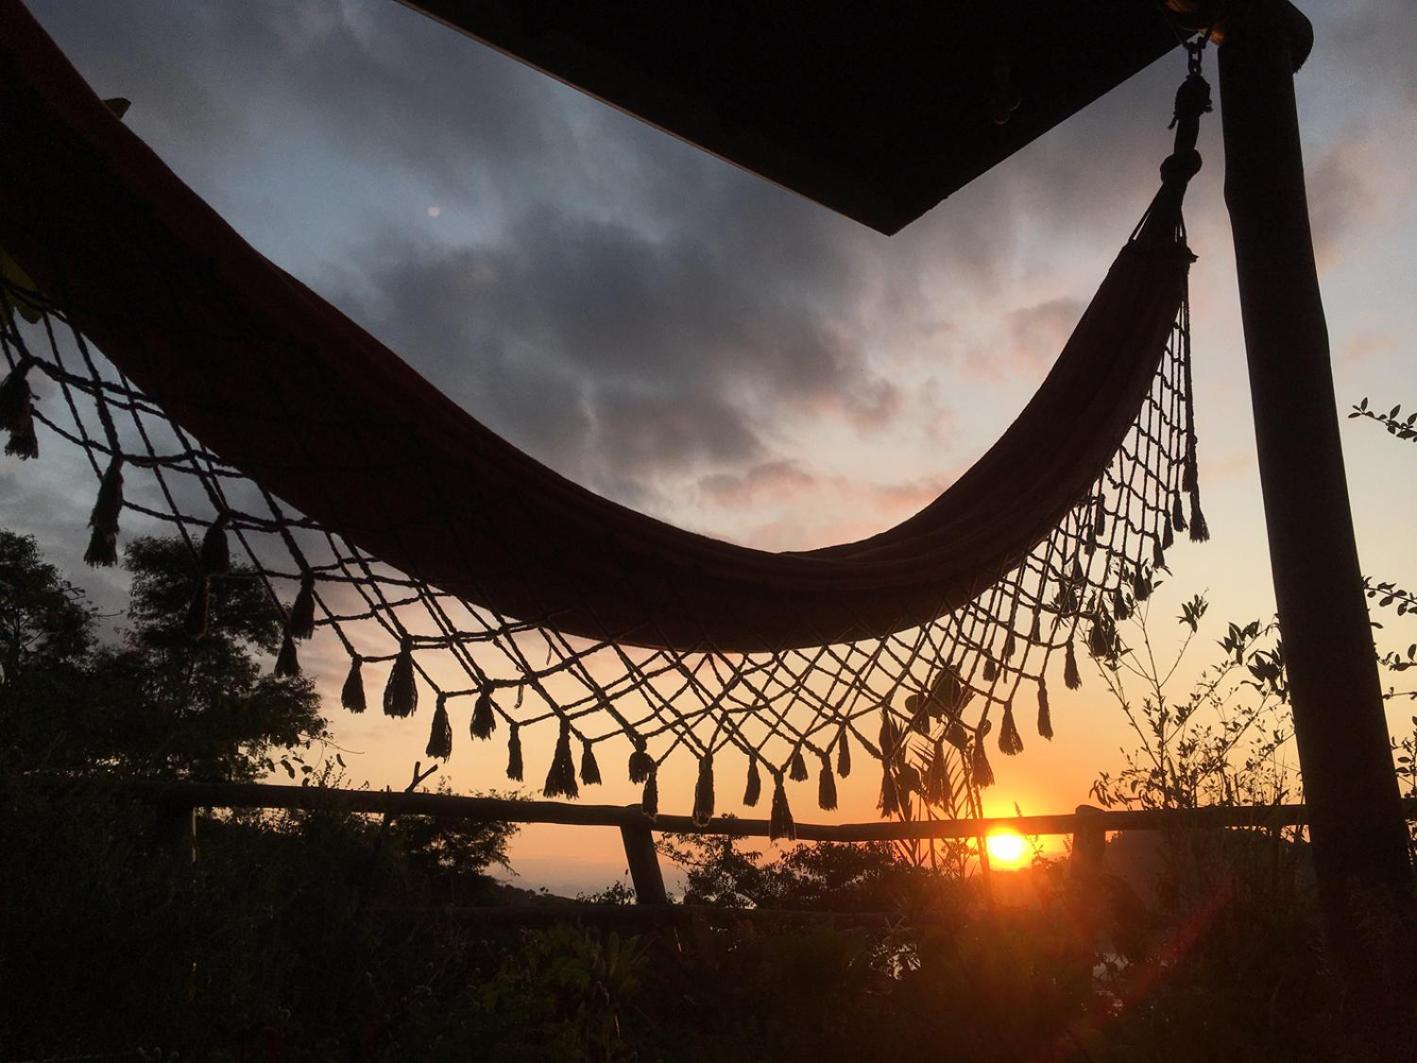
left=1, top=530, right=326, bottom=780
left=0, top=527, right=1409, bottom=1059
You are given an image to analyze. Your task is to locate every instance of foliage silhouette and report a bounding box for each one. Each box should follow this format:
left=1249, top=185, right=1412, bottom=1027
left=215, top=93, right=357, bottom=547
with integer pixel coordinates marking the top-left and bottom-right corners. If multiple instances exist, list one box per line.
left=0, top=529, right=325, bottom=780
left=1, top=528, right=1405, bottom=1059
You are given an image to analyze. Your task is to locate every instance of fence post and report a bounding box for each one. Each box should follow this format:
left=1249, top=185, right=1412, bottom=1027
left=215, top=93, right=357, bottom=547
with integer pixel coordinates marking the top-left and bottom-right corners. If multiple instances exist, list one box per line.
left=1070, top=804, right=1105, bottom=879
left=156, top=799, right=196, bottom=867
left=620, top=823, right=669, bottom=905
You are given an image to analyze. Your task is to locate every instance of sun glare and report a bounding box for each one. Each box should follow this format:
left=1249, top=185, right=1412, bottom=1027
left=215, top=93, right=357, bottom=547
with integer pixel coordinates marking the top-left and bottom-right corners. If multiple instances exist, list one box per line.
left=985, top=829, right=1028, bottom=868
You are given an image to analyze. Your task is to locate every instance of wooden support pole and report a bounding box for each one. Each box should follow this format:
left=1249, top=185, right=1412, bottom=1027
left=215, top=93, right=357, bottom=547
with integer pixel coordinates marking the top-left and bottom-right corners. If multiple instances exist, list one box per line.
left=619, top=823, right=669, bottom=905
left=155, top=800, right=196, bottom=867
left=1069, top=804, right=1105, bottom=880
left=1218, top=0, right=1413, bottom=980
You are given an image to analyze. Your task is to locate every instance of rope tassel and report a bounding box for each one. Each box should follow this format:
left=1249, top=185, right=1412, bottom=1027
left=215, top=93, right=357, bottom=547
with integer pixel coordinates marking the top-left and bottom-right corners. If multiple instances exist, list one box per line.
left=743, top=756, right=762, bottom=807
left=879, top=712, right=898, bottom=760
left=878, top=712, right=900, bottom=815
left=817, top=752, right=837, bottom=811
left=692, top=753, right=715, bottom=824
left=789, top=747, right=809, bottom=782
left=580, top=739, right=602, bottom=786
left=4, top=402, right=36, bottom=459
left=84, top=456, right=124, bottom=566
left=0, top=357, right=37, bottom=459
left=1189, top=492, right=1210, bottom=543
left=879, top=761, right=901, bottom=817
left=340, top=656, right=366, bottom=713
left=641, top=769, right=658, bottom=818
left=383, top=640, right=417, bottom=718
left=199, top=514, right=230, bottom=574
left=1037, top=678, right=1054, bottom=740
left=0, top=357, right=33, bottom=430
left=1088, top=613, right=1112, bottom=659
left=1113, top=584, right=1131, bottom=622
left=1181, top=313, right=1209, bottom=543
left=287, top=572, right=316, bottom=640
left=506, top=722, right=523, bottom=781
left=628, top=736, right=653, bottom=784
left=835, top=726, right=852, bottom=778
left=425, top=694, right=452, bottom=760
left=543, top=720, right=579, bottom=798
left=470, top=689, right=497, bottom=739
left=769, top=773, right=795, bottom=841
left=998, top=703, right=1024, bottom=755
left=185, top=515, right=229, bottom=641
left=1064, top=639, right=1082, bottom=690
left=971, top=719, right=995, bottom=788
left=274, top=629, right=299, bottom=677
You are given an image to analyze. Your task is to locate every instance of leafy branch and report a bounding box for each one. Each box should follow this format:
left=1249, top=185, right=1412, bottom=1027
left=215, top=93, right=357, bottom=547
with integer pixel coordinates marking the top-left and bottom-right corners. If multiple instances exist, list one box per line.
left=1089, top=590, right=1292, bottom=814
left=1349, top=397, right=1417, bottom=442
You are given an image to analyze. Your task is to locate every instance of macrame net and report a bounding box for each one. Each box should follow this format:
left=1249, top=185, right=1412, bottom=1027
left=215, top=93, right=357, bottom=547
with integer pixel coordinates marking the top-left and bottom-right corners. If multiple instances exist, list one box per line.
left=0, top=2, right=1210, bottom=839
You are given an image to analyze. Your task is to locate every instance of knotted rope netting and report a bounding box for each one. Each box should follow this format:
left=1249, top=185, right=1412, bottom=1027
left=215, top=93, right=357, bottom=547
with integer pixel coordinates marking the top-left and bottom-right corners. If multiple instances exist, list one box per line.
left=0, top=2, right=1211, bottom=838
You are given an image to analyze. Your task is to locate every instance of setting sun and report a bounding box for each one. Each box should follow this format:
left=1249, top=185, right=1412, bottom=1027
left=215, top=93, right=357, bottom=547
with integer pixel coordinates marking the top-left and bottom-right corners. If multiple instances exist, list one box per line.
left=985, top=830, right=1029, bottom=868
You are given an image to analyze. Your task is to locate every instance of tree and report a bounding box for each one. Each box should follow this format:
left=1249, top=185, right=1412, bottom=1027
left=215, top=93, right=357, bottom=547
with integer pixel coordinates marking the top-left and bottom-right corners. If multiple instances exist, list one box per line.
left=0, top=530, right=95, bottom=677
left=660, top=830, right=944, bottom=912
left=0, top=528, right=326, bottom=780
left=0, top=530, right=100, bottom=772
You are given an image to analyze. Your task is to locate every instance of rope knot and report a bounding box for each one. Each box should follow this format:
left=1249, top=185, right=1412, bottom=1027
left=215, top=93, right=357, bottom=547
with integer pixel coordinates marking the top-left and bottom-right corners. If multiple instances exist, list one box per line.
left=1170, top=73, right=1213, bottom=129
left=1160, top=148, right=1202, bottom=186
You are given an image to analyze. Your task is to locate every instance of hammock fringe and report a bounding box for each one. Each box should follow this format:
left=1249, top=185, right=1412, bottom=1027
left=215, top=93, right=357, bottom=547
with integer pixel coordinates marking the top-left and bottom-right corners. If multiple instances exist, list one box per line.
left=0, top=1, right=1213, bottom=825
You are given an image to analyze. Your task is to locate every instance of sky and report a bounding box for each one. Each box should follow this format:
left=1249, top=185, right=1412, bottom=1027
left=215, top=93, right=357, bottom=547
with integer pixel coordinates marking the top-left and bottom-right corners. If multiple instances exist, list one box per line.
left=5, top=1, right=1416, bottom=894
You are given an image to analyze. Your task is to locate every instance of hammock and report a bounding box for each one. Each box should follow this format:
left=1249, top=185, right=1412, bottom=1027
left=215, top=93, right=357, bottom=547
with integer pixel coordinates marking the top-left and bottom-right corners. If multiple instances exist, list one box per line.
left=0, top=1, right=1210, bottom=837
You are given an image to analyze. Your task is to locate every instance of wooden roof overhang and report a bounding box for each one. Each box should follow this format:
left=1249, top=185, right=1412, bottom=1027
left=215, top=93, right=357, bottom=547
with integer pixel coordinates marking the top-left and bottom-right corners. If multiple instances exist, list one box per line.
left=399, top=2, right=1187, bottom=234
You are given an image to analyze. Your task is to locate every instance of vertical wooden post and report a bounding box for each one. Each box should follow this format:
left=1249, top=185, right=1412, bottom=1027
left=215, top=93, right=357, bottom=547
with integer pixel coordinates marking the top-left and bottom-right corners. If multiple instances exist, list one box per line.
left=1070, top=804, right=1105, bottom=879
left=156, top=800, right=196, bottom=867
left=1218, top=0, right=1412, bottom=976
left=620, top=822, right=669, bottom=905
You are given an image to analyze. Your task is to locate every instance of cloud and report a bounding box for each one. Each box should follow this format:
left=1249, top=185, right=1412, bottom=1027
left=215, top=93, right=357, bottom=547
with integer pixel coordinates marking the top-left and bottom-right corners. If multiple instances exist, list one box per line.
left=1340, top=331, right=1397, bottom=364
left=1306, top=138, right=1381, bottom=269
left=1005, top=297, right=1087, bottom=372
left=331, top=186, right=908, bottom=505
left=19, top=0, right=1307, bottom=547
left=692, top=460, right=959, bottom=551
left=1319, top=3, right=1417, bottom=109
left=698, top=460, right=817, bottom=509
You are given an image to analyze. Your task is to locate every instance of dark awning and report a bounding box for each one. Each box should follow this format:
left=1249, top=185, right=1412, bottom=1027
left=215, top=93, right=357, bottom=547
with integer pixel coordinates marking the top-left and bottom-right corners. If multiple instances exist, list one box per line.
left=400, top=2, right=1182, bottom=234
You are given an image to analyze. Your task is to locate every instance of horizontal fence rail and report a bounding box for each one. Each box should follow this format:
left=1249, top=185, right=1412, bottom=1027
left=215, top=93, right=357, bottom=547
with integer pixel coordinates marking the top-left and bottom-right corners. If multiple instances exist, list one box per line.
left=13, top=776, right=1417, bottom=907
left=21, top=776, right=1417, bottom=839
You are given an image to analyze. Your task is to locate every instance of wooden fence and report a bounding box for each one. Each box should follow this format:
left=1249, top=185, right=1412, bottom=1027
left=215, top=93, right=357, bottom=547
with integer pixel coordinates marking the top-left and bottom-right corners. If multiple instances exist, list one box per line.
left=18, top=776, right=1417, bottom=908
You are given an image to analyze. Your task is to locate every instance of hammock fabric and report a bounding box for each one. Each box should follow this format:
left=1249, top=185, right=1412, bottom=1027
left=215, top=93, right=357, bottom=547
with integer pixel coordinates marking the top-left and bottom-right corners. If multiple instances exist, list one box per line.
left=0, top=1, right=1210, bottom=836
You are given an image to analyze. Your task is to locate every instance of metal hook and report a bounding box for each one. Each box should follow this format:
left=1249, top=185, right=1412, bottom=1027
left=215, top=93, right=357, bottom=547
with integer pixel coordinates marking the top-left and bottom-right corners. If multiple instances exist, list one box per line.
left=1186, top=34, right=1208, bottom=77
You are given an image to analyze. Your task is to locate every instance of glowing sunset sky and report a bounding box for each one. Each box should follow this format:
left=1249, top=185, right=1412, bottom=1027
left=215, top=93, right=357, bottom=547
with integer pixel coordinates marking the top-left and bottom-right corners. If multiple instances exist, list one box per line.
left=5, top=1, right=1415, bottom=893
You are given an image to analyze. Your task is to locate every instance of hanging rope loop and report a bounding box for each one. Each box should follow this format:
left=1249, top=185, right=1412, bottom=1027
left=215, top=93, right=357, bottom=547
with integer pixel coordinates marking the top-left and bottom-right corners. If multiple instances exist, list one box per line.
left=1134, top=42, right=1211, bottom=248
